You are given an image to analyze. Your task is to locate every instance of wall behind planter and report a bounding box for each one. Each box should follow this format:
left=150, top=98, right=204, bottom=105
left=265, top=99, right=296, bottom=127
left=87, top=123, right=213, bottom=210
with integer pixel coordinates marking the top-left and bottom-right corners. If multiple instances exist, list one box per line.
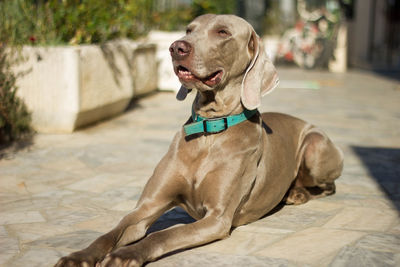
left=14, top=40, right=157, bottom=133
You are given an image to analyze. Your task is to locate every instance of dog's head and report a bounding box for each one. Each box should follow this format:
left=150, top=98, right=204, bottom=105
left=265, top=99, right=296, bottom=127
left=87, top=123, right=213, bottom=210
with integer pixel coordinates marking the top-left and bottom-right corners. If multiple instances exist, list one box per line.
left=170, top=14, right=279, bottom=110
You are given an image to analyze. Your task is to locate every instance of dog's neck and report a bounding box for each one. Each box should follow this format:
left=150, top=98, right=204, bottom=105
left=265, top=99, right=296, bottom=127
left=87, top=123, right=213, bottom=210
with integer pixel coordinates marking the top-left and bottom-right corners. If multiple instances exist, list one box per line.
left=193, top=77, right=244, bottom=118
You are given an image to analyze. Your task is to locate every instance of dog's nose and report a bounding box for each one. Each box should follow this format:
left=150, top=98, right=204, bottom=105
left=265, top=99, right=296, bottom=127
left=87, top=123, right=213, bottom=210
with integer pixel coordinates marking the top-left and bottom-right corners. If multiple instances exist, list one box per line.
left=169, top=40, right=192, bottom=60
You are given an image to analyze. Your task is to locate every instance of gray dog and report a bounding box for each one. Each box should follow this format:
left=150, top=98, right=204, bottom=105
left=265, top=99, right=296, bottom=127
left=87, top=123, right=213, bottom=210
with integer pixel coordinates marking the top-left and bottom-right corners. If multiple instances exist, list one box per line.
left=55, top=14, right=343, bottom=267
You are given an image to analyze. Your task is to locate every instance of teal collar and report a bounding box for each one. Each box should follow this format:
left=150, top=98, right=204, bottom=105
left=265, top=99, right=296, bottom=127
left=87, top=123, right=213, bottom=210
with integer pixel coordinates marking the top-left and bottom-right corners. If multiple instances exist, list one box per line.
left=183, top=109, right=258, bottom=136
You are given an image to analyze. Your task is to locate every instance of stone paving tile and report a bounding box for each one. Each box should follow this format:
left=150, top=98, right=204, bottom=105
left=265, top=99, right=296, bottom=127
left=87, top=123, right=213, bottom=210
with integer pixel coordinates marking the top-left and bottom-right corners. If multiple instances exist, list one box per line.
left=6, top=222, right=73, bottom=244
left=0, top=211, right=46, bottom=225
left=355, top=233, right=400, bottom=253
left=390, top=223, right=400, bottom=235
left=148, top=251, right=302, bottom=267
left=66, top=173, right=132, bottom=193
left=322, top=207, right=398, bottom=231
left=74, top=213, right=125, bottom=233
left=0, top=68, right=399, bottom=266
left=246, top=205, right=335, bottom=231
left=0, top=226, right=20, bottom=265
left=0, top=175, right=30, bottom=195
left=194, top=230, right=284, bottom=256
left=26, top=230, right=101, bottom=251
left=253, top=227, right=366, bottom=265
left=11, top=248, right=64, bottom=267
left=43, top=207, right=100, bottom=227
left=330, top=246, right=399, bottom=267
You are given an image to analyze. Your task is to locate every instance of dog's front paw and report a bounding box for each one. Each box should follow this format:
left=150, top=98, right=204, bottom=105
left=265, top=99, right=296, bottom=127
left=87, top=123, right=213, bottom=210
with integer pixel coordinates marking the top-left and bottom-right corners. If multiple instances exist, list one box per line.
left=99, top=248, right=143, bottom=267
left=54, top=252, right=95, bottom=267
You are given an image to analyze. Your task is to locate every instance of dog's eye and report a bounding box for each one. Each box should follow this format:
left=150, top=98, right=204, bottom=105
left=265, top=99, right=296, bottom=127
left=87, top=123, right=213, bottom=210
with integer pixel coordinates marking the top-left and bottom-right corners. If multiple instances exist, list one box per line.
left=186, top=28, right=192, bottom=35
left=217, top=29, right=230, bottom=37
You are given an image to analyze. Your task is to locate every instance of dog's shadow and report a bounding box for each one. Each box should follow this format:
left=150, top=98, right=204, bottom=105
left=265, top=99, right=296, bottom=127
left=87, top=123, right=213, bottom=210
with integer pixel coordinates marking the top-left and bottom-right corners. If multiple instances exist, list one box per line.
left=146, top=207, right=196, bottom=234
left=147, top=202, right=286, bottom=235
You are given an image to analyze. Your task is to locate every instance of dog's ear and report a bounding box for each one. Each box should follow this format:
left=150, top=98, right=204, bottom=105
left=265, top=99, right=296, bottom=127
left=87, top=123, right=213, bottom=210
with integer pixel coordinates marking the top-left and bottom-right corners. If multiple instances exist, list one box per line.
left=176, top=85, right=191, bottom=101
left=241, top=31, right=279, bottom=110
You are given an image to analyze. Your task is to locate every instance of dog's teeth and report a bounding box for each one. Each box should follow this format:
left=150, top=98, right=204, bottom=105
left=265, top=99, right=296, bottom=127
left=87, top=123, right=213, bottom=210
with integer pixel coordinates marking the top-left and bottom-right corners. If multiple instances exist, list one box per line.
left=179, top=69, right=191, bottom=75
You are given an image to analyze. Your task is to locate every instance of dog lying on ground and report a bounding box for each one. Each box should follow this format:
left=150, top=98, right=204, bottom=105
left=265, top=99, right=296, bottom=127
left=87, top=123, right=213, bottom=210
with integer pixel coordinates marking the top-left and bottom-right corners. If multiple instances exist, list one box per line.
left=55, top=14, right=343, bottom=267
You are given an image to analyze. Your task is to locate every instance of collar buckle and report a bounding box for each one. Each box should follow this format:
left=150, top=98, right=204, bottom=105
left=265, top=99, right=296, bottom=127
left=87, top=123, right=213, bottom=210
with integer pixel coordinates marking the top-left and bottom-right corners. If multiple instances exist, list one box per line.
left=202, top=119, right=208, bottom=132
left=203, top=117, right=228, bottom=132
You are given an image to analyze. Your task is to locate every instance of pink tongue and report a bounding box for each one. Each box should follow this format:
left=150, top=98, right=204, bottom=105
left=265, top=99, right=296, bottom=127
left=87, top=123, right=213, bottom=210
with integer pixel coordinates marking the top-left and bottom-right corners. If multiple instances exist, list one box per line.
left=213, top=76, right=221, bottom=83
left=203, top=72, right=221, bottom=86
left=204, top=76, right=220, bottom=86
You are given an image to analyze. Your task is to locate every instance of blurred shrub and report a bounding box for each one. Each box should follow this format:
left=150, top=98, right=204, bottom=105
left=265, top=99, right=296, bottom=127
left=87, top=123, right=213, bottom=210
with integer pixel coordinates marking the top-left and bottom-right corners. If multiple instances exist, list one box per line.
left=151, top=0, right=236, bottom=31
left=191, top=0, right=236, bottom=17
left=0, top=0, right=153, bottom=45
left=0, top=0, right=237, bottom=46
left=262, top=0, right=285, bottom=35
left=0, top=44, right=32, bottom=143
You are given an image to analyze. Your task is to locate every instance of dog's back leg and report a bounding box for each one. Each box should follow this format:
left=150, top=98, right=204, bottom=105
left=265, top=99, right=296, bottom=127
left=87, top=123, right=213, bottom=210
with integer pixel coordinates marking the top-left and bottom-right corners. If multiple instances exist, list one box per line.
left=285, top=129, right=344, bottom=205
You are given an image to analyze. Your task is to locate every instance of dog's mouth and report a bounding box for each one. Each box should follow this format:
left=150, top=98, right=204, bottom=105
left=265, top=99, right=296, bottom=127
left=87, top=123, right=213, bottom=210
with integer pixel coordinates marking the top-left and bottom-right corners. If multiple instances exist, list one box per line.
left=176, top=65, right=223, bottom=87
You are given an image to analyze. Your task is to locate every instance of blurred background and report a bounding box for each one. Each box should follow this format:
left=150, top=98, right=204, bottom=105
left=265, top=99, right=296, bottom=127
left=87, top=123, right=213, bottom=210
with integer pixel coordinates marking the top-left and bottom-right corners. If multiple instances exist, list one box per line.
left=1, top=0, right=399, bottom=71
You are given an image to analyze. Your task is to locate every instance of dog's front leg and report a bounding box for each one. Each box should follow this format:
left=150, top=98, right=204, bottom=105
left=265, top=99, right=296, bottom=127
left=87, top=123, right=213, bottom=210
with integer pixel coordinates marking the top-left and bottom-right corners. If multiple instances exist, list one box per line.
left=99, top=212, right=232, bottom=267
left=54, top=199, right=174, bottom=267
left=55, top=160, right=183, bottom=267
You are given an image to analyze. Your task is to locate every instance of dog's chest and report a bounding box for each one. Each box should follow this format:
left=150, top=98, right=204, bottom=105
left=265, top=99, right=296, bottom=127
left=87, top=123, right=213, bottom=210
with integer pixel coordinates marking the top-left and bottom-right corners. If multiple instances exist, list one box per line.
left=175, top=133, right=261, bottom=218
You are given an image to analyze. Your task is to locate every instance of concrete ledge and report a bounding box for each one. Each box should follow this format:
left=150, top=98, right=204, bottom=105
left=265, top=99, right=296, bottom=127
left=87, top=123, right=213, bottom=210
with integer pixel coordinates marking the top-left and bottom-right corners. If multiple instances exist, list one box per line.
left=14, top=39, right=157, bottom=133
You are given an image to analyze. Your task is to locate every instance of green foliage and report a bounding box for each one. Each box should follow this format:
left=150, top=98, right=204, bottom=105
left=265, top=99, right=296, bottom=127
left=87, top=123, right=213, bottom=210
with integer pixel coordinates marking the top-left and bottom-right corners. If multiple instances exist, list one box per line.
left=0, top=0, right=237, bottom=46
left=0, top=44, right=32, bottom=143
left=191, top=0, right=237, bottom=17
left=262, top=0, right=285, bottom=35
left=150, top=7, right=193, bottom=32
left=0, top=0, right=153, bottom=45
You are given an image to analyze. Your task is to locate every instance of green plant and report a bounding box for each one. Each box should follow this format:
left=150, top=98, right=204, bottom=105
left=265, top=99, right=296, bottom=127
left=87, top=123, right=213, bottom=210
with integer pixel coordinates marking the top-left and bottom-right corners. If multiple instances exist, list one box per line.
left=0, top=0, right=154, bottom=45
left=262, top=0, right=285, bottom=35
left=0, top=44, right=32, bottom=143
left=150, top=6, right=193, bottom=32
left=191, top=0, right=236, bottom=17
left=0, top=0, right=238, bottom=46
left=148, top=0, right=237, bottom=32
left=45, top=0, right=154, bottom=44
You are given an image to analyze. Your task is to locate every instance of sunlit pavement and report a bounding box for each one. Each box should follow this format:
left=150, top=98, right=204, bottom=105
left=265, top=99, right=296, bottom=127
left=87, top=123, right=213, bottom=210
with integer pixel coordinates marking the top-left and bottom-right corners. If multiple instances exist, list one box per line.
left=1, top=67, right=399, bottom=266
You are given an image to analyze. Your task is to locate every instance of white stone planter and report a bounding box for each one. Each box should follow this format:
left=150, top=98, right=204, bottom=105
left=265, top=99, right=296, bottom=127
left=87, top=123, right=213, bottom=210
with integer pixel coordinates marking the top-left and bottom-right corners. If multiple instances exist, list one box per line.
left=146, top=31, right=184, bottom=92
left=13, top=39, right=157, bottom=133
